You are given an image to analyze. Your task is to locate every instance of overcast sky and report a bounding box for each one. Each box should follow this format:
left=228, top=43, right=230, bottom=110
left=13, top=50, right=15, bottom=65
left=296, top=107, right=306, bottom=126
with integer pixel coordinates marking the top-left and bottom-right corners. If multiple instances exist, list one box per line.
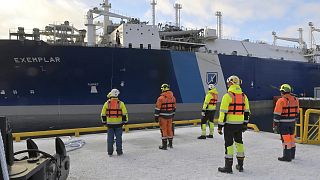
left=1, top=0, right=320, bottom=47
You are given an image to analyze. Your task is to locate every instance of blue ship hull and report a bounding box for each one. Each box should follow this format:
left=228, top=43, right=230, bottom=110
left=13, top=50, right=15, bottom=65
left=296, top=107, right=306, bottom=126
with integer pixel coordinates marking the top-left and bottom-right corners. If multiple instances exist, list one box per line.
left=0, top=40, right=319, bottom=132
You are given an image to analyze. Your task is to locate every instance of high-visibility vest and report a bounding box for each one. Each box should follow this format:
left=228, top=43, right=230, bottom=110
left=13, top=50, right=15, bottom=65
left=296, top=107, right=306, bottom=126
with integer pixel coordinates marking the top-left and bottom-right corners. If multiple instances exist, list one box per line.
left=280, top=97, right=299, bottom=118
left=209, top=93, right=218, bottom=106
left=160, top=96, right=175, bottom=115
left=227, top=92, right=245, bottom=115
left=106, top=99, right=122, bottom=118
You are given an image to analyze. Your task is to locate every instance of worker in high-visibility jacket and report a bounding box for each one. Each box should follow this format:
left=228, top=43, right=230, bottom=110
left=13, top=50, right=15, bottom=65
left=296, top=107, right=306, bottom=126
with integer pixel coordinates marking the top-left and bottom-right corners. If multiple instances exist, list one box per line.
left=154, top=84, right=176, bottom=150
left=101, top=89, right=128, bottom=156
left=273, top=84, right=299, bottom=162
left=198, top=83, right=218, bottom=139
left=217, top=75, right=250, bottom=173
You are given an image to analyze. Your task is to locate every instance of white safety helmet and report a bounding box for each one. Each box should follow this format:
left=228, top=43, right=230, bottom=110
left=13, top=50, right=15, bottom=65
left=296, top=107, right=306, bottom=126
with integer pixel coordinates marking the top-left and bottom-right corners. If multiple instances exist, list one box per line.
left=208, top=84, right=215, bottom=90
left=227, top=75, right=242, bottom=85
left=109, top=89, right=120, bottom=97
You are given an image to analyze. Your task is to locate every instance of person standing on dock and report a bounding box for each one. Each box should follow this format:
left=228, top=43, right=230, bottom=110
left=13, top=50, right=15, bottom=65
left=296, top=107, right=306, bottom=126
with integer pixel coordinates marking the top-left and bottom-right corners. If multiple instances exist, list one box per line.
left=198, top=84, right=218, bottom=139
left=101, top=89, right=128, bottom=156
left=217, top=75, right=250, bottom=173
left=273, top=84, right=299, bottom=162
left=154, top=84, right=176, bottom=150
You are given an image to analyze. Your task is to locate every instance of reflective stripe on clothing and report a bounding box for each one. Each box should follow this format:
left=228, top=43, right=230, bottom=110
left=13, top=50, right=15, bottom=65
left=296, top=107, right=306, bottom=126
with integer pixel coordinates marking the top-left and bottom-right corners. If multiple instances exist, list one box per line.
left=218, top=84, right=250, bottom=125
left=228, top=92, right=246, bottom=115
left=274, top=118, right=296, bottom=123
left=273, top=94, right=299, bottom=123
left=155, top=91, right=176, bottom=119
left=202, top=88, right=218, bottom=111
left=100, top=98, right=128, bottom=125
left=281, top=134, right=292, bottom=149
left=106, top=99, right=122, bottom=118
left=209, top=93, right=218, bottom=106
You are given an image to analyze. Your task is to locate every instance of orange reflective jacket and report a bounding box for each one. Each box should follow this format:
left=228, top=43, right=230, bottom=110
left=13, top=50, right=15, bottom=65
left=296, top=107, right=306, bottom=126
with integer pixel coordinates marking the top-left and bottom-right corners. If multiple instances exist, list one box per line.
left=227, top=92, right=246, bottom=115
left=106, top=99, right=122, bottom=118
left=274, top=94, right=299, bottom=121
left=155, top=91, right=176, bottom=118
left=209, top=93, right=218, bottom=106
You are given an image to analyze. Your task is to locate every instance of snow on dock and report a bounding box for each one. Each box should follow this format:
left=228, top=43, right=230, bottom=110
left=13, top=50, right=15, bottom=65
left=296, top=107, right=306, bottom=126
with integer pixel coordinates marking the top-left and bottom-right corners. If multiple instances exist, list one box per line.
left=13, top=126, right=320, bottom=180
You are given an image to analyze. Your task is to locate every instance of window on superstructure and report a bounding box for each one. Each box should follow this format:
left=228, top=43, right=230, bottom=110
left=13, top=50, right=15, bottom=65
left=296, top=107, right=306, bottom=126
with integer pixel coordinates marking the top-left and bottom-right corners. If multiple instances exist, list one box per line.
left=140, top=44, right=143, bottom=49
left=129, top=43, right=132, bottom=48
left=148, top=44, right=151, bottom=49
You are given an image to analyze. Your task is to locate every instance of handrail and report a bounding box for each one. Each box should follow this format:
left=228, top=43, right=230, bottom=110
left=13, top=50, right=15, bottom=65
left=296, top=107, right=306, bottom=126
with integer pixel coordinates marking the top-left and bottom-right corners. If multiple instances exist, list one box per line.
left=13, top=119, right=202, bottom=142
left=12, top=119, right=260, bottom=142
left=302, top=109, right=320, bottom=144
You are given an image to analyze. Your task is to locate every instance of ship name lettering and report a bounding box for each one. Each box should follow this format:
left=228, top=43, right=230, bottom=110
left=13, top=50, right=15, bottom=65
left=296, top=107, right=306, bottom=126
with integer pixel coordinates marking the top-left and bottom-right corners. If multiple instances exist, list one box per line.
left=13, top=57, right=62, bottom=63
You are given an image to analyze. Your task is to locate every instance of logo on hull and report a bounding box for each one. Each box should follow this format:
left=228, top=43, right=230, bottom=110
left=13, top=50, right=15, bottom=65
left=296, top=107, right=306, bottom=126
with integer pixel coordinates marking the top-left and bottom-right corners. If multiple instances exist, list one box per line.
left=206, top=72, right=218, bottom=85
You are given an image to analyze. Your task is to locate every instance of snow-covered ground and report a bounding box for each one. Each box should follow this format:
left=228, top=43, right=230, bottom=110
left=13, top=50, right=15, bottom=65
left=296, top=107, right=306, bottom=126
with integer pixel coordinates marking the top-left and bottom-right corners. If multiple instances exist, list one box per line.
left=13, top=126, right=320, bottom=180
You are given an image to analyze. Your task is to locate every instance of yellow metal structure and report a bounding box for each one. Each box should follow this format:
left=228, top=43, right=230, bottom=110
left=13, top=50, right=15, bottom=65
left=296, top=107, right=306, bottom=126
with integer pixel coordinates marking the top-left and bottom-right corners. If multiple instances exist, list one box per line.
left=13, top=119, right=201, bottom=142
left=300, top=109, right=320, bottom=144
left=295, top=108, right=304, bottom=143
left=13, top=119, right=259, bottom=142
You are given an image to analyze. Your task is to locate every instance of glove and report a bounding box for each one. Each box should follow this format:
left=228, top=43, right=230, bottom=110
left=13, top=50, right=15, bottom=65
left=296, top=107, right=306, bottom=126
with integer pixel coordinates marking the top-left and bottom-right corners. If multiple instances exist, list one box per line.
left=218, top=125, right=223, bottom=135
left=101, top=116, right=106, bottom=125
left=122, top=115, right=128, bottom=125
left=242, top=123, right=248, bottom=132
left=155, top=116, right=159, bottom=122
left=201, top=110, right=206, bottom=117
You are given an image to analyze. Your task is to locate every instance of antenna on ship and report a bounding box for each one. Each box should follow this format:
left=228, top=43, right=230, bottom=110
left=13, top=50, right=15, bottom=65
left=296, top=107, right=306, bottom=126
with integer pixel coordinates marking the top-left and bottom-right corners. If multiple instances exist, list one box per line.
left=215, top=11, right=222, bottom=39
left=174, top=2, right=182, bottom=28
left=272, top=28, right=306, bottom=49
left=151, top=0, right=157, bottom=26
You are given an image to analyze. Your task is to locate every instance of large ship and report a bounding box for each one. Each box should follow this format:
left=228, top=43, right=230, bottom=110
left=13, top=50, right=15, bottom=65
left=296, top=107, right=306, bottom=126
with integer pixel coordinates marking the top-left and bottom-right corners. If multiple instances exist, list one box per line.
left=0, top=0, right=319, bottom=132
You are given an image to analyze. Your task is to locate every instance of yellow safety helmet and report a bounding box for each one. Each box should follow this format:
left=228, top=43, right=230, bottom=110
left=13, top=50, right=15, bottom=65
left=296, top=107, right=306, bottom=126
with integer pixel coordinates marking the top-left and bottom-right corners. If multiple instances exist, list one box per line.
left=161, top=84, right=170, bottom=92
left=110, top=89, right=120, bottom=97
left=227, top=75, right=242, bottom=85
left=280, top=84, right=291, bottom=93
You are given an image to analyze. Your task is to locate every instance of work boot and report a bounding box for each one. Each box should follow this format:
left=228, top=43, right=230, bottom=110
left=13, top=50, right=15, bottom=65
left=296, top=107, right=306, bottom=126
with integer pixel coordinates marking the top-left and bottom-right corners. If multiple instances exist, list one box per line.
left=108, top=152, right=113, bottom=157
left=236, top=157, right=244, bottom=172
left=197, top=135, right=206, bottom=139
left=278, top=149, right=292, bottom=162
left=206, top=135, right=214, bottom=138
left=218, top=158, right=233, bottom=173
left=159, top=139, right=167, bottom=150
left=291, top=147, right=296, bottom=159
left=168, top=138, right=173, bottom=148
left=117, top=151, right=123, bottom=156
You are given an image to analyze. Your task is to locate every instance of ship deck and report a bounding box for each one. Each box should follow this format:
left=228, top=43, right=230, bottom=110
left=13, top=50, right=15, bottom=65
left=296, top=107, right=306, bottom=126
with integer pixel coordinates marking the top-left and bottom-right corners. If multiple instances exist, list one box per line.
left=13, top=126, right=320, bottom=180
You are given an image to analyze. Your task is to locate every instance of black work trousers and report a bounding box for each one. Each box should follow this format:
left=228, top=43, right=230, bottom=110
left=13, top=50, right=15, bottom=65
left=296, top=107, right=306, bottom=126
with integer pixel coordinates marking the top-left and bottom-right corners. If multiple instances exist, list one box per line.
left=224, top=124, right=243, bottom=157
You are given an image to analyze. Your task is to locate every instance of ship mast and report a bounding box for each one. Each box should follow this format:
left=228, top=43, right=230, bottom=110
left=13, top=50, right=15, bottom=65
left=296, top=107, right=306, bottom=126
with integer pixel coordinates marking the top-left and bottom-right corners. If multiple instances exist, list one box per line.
left=215, top=11, right=222, bottom=39
left=174, top=3, right=182, bottom=28
left=151, top=0, right=157, bottom=26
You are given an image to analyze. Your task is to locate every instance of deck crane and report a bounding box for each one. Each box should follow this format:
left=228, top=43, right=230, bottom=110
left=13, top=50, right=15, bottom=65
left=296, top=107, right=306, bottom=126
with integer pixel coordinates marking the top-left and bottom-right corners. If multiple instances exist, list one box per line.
left=86, top=0, right=131, bottom=46
left=272, top=28, right=307, bottom=49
